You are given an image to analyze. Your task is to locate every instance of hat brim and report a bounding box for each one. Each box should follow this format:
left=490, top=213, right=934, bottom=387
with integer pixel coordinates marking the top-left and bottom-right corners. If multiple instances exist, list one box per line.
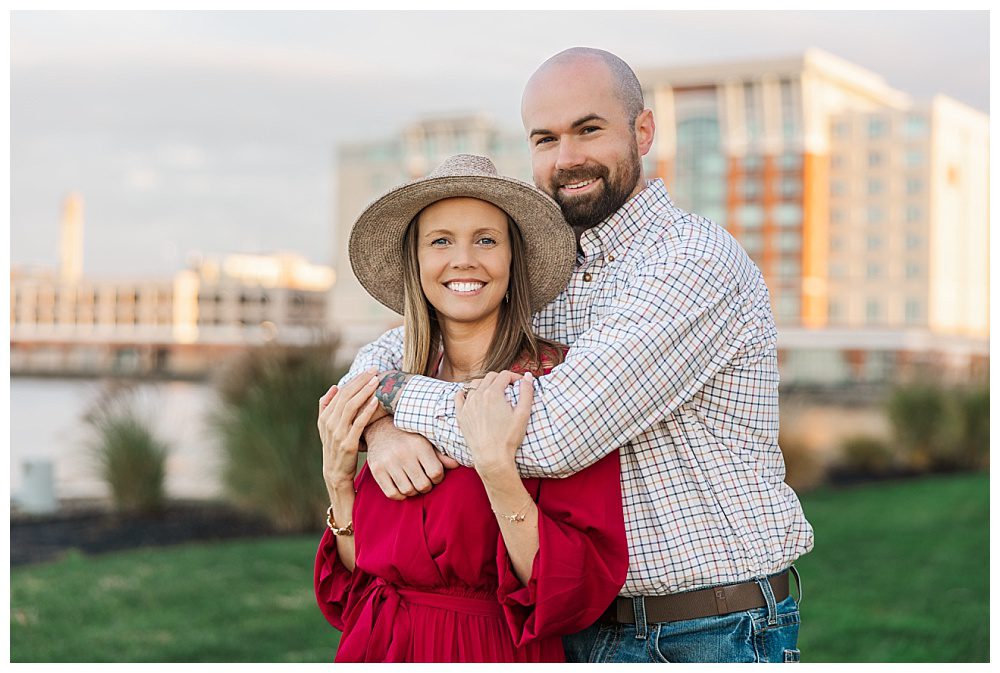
left=349, top=173, right=576, bottom=315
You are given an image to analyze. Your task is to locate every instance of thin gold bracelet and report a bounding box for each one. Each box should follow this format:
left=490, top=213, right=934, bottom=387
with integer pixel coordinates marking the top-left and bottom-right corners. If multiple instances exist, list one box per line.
left=493, top=497, right=534, bottom=524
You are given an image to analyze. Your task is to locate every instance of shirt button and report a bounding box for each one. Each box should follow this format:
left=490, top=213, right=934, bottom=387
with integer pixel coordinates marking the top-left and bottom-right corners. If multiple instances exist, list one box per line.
left=607, top=255, right=615, bottom=262
left=583, top=272, right=593, bottom=282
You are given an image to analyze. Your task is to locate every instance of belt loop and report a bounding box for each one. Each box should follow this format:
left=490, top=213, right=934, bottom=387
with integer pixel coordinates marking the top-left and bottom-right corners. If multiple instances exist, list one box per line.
left=756, top=576, right=778, bottom=626
left=632, top=596, right=649, bottom=640
left=790, top=564, right=803, bottom=607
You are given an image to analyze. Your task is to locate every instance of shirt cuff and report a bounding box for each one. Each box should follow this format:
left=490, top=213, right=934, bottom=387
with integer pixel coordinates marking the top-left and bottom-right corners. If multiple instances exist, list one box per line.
left=393, top=375, right=460, bottom=443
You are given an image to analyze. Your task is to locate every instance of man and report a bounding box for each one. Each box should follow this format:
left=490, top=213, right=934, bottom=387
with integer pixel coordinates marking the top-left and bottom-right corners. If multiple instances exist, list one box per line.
left=339, top=47, right=814, bottom=663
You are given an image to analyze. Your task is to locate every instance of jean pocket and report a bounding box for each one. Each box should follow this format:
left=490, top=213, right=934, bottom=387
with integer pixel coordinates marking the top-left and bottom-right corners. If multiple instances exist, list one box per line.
left=783, top=648, right=801, bottom=663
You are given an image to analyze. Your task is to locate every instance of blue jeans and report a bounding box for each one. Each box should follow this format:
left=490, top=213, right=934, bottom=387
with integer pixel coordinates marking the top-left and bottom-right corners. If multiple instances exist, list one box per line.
left=563, top=574, right=802, bottom=663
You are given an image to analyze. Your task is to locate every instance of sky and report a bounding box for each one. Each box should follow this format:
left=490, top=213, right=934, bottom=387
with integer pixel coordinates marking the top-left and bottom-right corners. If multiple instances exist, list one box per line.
left=9, top=10, right=991, bottom=279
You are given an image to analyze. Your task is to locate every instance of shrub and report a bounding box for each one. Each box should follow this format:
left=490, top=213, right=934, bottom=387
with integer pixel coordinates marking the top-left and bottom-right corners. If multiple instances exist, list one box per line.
left=84, top=382, right=169, bottom=516
left=885, top=382, right=949, bottom=472
left=209, top=342, right=346, bottom=533
left=886, top=382, right=990, bottom=473
left=838, top=435, right=896, bottom=475
left=952, top=387, right=989, bottom=470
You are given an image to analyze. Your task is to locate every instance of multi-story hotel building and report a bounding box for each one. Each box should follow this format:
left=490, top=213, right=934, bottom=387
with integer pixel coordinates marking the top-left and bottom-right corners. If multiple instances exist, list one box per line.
left=640, top=49, right=988, bottom=383
left=330, top=50, right=987, bottom=383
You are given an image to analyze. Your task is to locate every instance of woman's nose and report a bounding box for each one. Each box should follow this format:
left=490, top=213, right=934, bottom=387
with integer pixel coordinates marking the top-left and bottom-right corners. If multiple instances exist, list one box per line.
left=449, top=244, right=477, bottom=268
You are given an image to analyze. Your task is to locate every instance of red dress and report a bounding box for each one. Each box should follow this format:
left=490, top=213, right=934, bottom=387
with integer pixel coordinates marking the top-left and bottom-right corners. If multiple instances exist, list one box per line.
left=314, top=350, right=627, bottom=662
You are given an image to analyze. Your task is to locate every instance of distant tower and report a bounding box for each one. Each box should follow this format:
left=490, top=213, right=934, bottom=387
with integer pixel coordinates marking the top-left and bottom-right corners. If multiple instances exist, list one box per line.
left=59, top=192, right=84, bottom=284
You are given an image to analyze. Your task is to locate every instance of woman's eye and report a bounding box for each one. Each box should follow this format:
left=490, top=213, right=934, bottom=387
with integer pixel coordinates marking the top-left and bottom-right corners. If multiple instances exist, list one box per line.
left=478, top=237, right=497, bottom=246
left=431, top=238, right=449, bottom=246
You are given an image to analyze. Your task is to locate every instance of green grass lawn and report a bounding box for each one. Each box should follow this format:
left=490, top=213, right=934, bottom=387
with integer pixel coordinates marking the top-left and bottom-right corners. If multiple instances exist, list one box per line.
left=10, top=473, right=989, bottom=662
left=794, top=472, right=989, bottom=662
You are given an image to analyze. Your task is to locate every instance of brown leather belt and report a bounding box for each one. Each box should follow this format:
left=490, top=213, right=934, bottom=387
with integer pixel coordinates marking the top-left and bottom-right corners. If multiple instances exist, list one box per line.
left=600, top=571, right=790, bottom=624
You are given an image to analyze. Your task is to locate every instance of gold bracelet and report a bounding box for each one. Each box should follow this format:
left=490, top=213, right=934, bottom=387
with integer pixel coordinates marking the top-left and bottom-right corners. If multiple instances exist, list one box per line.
left=493, top=497, right=534, bottom=524
left=326, top=505, right=354, bottom=537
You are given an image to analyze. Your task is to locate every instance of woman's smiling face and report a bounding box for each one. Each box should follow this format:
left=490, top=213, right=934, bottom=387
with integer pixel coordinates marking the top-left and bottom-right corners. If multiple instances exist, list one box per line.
left=416, top=197, right=512, bottom=329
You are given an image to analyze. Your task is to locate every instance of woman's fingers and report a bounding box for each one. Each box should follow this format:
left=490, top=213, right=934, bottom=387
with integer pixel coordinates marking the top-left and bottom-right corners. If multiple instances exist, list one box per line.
left=346, top=397, right=379, bottom=447
left=325, top=370, right=377, bottom=424
left=319, top=384, right=338, bottom=413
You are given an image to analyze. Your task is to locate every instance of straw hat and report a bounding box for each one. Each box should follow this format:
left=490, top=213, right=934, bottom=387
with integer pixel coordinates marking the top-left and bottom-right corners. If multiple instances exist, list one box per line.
left=349, top=154, right=576, bottom=315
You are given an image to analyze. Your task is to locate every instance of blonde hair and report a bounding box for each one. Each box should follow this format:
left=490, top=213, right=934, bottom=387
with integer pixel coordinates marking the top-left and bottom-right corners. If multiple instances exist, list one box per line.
left=401, top=208, right=563, bottom=379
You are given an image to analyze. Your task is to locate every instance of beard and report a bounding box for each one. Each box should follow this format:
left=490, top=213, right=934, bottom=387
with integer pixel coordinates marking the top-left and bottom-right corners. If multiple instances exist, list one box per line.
left=548, top=144, right=641, bottom=235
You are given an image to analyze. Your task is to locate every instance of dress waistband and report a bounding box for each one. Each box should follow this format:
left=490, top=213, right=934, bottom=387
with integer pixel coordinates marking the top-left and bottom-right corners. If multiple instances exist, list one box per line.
left=396, top=586, right=505, bottom=618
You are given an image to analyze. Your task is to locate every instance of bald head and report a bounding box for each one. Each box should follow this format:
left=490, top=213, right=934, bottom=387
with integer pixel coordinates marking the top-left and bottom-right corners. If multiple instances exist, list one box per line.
left=525, top=47, right=645, bottom=126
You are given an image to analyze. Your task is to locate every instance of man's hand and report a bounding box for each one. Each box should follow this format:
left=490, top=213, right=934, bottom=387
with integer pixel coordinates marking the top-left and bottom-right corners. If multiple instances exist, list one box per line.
left=364, top=416, right=460, bottom=500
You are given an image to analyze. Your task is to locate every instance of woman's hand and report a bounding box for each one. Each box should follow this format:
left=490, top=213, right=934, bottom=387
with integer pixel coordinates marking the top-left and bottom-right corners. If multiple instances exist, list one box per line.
left=454, top=370, right=534, bottom=479
left=318, top=369, right=381, bottom=488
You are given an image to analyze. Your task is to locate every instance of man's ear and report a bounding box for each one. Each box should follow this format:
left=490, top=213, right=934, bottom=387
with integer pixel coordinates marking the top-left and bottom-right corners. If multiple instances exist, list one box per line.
left=635, top=108, right=655, bottom=157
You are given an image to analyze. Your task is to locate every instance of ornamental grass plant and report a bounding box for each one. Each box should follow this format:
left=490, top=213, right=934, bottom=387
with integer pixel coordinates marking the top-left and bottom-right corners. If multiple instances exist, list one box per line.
left=210, top=342, right=346, bottom=533
left=85, top=382, right=169, bottom=517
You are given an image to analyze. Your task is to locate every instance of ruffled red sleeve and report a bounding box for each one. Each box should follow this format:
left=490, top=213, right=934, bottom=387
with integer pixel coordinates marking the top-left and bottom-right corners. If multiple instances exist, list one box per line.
left=494, top=449, right=626, bottom=646
left=314, top=528, right=377, bottom=632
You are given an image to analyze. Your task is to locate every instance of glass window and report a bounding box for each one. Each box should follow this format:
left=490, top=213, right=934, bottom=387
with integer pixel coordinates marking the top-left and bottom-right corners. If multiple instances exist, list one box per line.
left=868, top=118, right=888, bottom=138
left=832, top=121, right=850, bottom=138
left=906, top=233, right=922, bottom=250
left=775, top=204, right=802, bottom=227
left=739, top=204, right=765, bottom=229
left=831, top=181, right=847, bottom=196
left=829, top=262, right=846, bottom=278
left=867, top=263, right=882, bottom=279
left=906, top=205, right=922, bottom=223
left=906, top=149, right=924, bottom=167
left=777, top=294, right=800, bottom=320
left=778, top=258, right=800, bottom=278
left=831, top=209, right=844, bottom=225
left=867, top=234, right=882, bottom=251
left=868, top=151, right=883, bottom=168
left=866, top=299, right=881, bottom=324
left=905, top=115, right=927, bottom=138
left=700, top=154, right=727, bottom=175
left=700, top=206, right=726, bottom=228
left=779, top=231, right=801, bottom=252
left=743, top=178, right=762, bottom=200
left=780, top=177, right=801, bottom=198
left=867, top=179, right=884, bottom=195
left=906, top=178, right=922, bottom=195
left=905, top=299, right=922, bottom=324
left=830, top=235, right=844, bottom=251
left=743, top=154, right=763, bottom=172
left=780, top=79, right=799, bottom=141
left=741, top=232, right=762, bottom=253
left=779, top=152, right=801, bottom=170
left=744, top=82, right=761, bottom=141
left=831, top=154, right=845, bottom=169
left=867, top=206, right=884, bottom=224
left=828, top=300, right=842, bottom=321
left=906, top=263, right=921, bottom=279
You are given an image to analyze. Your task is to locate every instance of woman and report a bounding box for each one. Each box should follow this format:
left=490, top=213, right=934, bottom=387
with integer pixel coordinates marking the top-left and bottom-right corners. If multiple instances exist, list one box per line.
left=314, top=154, right=626, bottom=662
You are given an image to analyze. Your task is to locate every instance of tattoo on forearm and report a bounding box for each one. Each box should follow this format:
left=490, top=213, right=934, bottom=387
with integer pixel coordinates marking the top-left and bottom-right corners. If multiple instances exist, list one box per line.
left=375, top=370, right=413, bottom=415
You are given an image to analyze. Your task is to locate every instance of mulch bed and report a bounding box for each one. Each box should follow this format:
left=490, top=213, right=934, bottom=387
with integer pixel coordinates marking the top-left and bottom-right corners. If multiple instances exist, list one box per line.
left=11, top=500, right=287, bottom=567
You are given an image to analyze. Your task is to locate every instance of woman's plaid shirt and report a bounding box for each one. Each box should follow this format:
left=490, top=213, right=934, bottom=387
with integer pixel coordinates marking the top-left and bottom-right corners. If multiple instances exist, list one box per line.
left=345, top=179, right=814, bottom=596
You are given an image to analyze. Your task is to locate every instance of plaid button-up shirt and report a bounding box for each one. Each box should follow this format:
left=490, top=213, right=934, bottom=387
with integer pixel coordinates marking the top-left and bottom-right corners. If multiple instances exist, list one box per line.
left=344, top=179, right=814, bottom=596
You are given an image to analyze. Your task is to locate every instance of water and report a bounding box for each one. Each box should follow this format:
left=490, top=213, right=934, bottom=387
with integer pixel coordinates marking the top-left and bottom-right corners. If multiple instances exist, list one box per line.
left=10, top=377, right=223, bottom=501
